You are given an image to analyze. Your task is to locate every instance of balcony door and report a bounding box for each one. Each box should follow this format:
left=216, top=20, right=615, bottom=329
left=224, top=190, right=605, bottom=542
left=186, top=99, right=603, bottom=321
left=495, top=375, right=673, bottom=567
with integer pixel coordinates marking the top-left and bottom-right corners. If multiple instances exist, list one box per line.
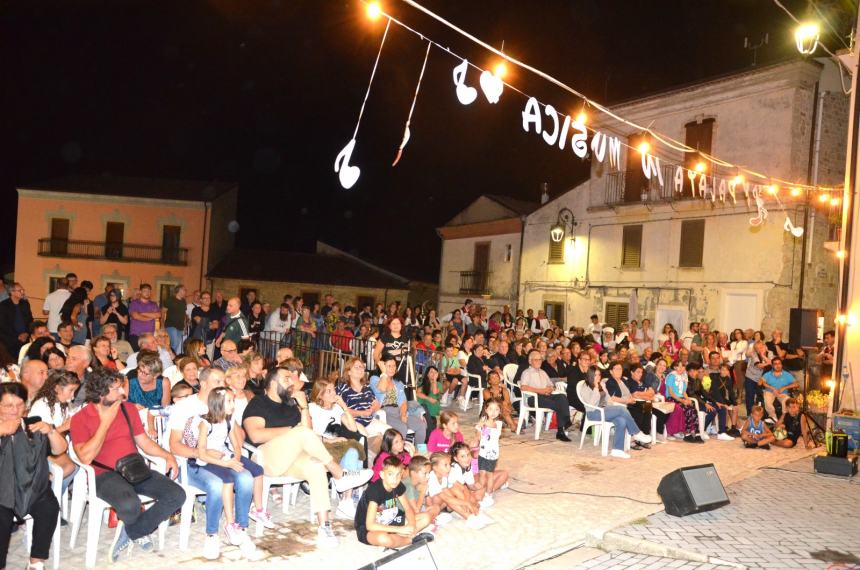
left=625, top=132, right=650, bottom=203
left=105, top=222, right=124, bottom=259
left=161, top=225, right=181, bottom=264
left=50, top=218, right=69, bottom=255
left=473, top=242, right=490, bottom=294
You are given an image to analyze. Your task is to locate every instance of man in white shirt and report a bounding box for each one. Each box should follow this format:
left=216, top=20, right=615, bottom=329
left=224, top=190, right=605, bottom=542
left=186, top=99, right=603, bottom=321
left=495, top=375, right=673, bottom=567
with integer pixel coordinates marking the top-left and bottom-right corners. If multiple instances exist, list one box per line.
left=265, top=303, right=293, bottom=337
left=519, top=349, right=571, bottom=442
left=680, top=322, right=699, bottom=351
left=42, top=278, right=71, bottom=337
left=586, top=314, right=603, bottom=343
left=123, top=332, right=174, bottom=372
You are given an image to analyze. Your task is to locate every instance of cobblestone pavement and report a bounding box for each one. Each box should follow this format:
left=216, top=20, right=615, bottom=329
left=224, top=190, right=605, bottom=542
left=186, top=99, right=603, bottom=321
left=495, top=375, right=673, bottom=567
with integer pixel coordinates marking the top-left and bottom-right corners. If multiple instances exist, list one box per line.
left=575, top=456, right=860, bottom=570
left=6, top=409, right=821, bottom=569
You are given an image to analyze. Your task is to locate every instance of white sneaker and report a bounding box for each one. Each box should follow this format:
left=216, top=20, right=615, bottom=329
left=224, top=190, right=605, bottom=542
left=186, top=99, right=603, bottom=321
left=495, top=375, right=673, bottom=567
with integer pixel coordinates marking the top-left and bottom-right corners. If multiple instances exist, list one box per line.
left=224, top=522, right=244, bottom=546
left=238, top=532, right=257, bottom=558
left=475, top=512, right=495, bottom=526
left=316, top=522, right=339, bottom=548
left=203, top=534, right=220, bottom=560
left=633, top=432, right=652, bottom=445
left=610, top=449, right=631, bottom=459
left=479, top=494, right=494, bottom=508
left=335, top=497, right=357, bottom=519
left=333, top=469, right=373, bottom=493
left=457, top=396, right=467, bottom=411
left=465, top=515, right=486, bottom=529
left=717, top=432, right=735, bottom=441
left=249, top=508, right=275, bottom=529
left=700, top=432, right=710, bottom=441
left=434, top=512, right=454, bottom=526
left=673, top=433, right=685, bottom=439
left=440, top=392, right=450, bottom=407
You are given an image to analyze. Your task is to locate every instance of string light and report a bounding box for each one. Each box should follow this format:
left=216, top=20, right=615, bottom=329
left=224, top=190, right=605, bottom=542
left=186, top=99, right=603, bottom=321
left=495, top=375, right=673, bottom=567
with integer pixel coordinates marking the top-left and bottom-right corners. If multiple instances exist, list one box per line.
left=733, top=174, right=744, bottom=184
left=575, top=110, right=587, bottom=125
left=836, top=250, right=846, bottom=259
left=766, top=184, right=779, bottom=195
left=367, top=1, right=382, bottom=20
left=637, top=141, right=650, bottom=154
left=790, top=187, right=801, bottom=197
left=494, top=61, right=507, bottom=78
left=830, top=196, right=841, bottom=206
left=819, top=193, right=831, bottom=203
left=694, top=161, right=707, bottom=173
left=794, top=22, right=820, bottom=54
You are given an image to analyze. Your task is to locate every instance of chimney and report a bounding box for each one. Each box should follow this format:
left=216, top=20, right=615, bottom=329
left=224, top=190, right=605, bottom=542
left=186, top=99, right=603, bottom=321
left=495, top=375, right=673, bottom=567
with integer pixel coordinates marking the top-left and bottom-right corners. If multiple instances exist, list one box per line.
left=540, top=182, right=549, bottom=204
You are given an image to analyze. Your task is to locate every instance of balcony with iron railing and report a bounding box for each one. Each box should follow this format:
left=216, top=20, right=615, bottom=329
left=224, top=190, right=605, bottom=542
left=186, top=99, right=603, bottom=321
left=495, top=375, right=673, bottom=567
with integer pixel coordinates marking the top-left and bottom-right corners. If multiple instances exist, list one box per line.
left=38, top=238, right=189, bottom=265
left=459, top=270, right=492, bottom=296
left=603, top=164, right=680, bottom=207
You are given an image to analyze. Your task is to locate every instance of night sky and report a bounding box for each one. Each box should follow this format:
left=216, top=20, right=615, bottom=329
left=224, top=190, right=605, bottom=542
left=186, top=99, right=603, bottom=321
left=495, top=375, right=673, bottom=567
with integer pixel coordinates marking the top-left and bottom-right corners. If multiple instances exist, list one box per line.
left=2, top=0, right=854, bottom=282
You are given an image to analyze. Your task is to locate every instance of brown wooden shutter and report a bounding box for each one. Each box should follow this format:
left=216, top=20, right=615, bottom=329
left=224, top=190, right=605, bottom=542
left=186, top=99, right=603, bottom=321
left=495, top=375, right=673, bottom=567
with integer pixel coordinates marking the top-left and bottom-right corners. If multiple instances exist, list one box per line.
left=548, top=237, right=564, bottom=263
left=605, top=302, right=629, bottom=332
left=621, top=225, right=643, bottom=268
left=679, top=219, right=705, bottom=268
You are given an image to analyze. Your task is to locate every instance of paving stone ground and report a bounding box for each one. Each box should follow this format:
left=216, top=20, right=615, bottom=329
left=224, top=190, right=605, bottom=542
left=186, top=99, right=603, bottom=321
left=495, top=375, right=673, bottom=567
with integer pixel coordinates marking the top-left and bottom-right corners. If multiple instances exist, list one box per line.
left=5, top=409, right=825, bottom=570
left=574, top=456, right=860, bottom=570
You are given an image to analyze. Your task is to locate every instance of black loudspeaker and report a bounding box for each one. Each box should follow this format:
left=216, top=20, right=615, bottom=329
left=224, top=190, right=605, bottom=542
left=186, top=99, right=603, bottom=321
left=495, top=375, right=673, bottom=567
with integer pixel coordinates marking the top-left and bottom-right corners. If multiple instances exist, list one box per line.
left=789, top=308, right=823, bottom=347
left=657, top=464, right=730, bottom=517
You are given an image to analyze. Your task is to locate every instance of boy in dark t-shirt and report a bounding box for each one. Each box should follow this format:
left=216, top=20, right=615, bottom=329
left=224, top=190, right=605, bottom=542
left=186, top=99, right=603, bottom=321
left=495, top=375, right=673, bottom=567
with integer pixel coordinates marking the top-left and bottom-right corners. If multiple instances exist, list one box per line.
left=773, top=398, right=815, bottom=449
left=354, top=456, right=434, bottom=547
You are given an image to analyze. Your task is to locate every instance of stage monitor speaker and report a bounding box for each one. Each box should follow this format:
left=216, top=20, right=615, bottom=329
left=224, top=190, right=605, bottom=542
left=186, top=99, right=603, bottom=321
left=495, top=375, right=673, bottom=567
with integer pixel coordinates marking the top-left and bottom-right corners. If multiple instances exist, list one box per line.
left=657, top=464, right=730, bottom=517
left=356, top=540, right=438, bottom=570
left=789, top=308, right=823, bottom=347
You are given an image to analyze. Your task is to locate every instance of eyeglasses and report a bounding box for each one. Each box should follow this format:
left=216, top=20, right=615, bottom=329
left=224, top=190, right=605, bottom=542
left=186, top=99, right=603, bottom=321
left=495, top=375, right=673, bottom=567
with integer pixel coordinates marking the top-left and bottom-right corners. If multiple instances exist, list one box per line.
left=0, top=402, right=25, bottom=410
left=222, top=349, right=237, bottom=354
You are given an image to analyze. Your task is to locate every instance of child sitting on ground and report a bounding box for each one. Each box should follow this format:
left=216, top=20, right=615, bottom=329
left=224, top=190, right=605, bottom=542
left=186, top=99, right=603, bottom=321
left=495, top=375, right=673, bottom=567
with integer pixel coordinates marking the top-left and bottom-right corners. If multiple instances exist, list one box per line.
left=427, top=452, right=489, bottom=529
left=400, top=456, right=442, bottom=523
left=372, top=428, right=414, bottom=481
left=476, top=398, right=509, bottom=501
left=773, top=398, right=815, bottom=449
left=196, top=388, right=270, bottom=557
left=354, top=456, right=435, bottom=548
left=450, top=442, right=487, bottom=509
left=740, top=404, right=775, bottom=450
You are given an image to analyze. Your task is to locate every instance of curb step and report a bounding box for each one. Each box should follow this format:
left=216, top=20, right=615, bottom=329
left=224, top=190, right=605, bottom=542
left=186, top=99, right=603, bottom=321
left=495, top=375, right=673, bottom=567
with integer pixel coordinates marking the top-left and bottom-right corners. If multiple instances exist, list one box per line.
left=586, top=530, right=747, bottom=569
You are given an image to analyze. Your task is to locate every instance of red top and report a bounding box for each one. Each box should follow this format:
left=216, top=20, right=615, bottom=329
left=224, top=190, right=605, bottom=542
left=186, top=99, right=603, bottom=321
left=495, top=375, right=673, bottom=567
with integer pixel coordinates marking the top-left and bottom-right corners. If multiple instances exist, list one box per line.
left=70, top=402, right=144, bottom=475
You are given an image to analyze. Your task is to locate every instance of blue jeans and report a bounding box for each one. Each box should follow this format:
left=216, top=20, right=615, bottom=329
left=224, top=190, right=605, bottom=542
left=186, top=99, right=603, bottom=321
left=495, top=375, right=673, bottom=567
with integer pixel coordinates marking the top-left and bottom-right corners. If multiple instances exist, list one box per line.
left=705, top=407, right=728, bottom=433
left=200, top=458, right=257, bottom=529
left=744, top=377, right=763, bottom=415
left=186, top=462, right=225, bottom=535
left=340, top=448, right=362, bottom=471
left=586, top=406, right=640, bottom=451
left=166, top=327, right=184, bottom=356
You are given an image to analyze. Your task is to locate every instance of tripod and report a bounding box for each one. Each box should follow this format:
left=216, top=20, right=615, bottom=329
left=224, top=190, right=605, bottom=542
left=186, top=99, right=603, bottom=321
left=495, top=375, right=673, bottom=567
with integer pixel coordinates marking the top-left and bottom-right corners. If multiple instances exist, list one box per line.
left=800, top=346, right=826, bottom=445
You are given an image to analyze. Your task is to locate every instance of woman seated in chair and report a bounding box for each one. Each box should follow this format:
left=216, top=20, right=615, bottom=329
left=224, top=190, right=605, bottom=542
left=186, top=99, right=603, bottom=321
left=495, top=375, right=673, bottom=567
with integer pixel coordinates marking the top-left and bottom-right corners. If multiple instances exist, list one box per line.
left=337, top=356, right=384, bottom=441
left=0, top=382, right=66, bottom=570
left=664, top=360, right=702, bottom=443
left=604, top=362, right=666, bottom=444
left=369, top=358, right=427, bottom=445
left=580, top=366, right=652, bottom=459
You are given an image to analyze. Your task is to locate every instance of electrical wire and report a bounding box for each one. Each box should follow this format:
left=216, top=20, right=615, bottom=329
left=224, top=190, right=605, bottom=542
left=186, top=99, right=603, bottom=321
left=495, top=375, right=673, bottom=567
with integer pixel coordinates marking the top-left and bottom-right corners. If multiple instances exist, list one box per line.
left=514, top=543, right=587, bottom=570
left=361, top=0, right=845, bottom=195
left=352, top=18, right=391, bottom=140
left=506, top=486, right=663, bottom=505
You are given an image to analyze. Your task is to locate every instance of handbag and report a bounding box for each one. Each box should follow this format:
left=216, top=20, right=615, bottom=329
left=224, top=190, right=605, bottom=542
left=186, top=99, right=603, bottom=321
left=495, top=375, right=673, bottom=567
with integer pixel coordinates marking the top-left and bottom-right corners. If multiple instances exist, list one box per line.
left=92, top=405, right=152, bottom=485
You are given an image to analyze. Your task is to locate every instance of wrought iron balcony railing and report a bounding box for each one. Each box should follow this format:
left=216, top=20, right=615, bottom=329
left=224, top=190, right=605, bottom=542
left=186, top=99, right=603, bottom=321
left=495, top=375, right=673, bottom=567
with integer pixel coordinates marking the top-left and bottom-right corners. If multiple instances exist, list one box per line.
left=38, top=238, right=188, bottom=266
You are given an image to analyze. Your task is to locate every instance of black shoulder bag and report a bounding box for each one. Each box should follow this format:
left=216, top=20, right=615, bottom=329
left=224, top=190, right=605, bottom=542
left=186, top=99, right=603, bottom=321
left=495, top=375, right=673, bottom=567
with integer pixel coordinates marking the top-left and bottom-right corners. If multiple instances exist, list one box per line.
left=92, top=405, right=152, bottom=485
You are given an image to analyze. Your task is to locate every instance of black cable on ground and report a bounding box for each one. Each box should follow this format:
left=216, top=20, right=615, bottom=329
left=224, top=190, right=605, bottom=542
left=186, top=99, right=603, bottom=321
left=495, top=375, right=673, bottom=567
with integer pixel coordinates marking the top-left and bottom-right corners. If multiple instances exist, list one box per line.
left=507, top=486, right=663, bottom=505
left=514, top=543, right=587, bottom=569
left=758, top=465, right=859, bottom=483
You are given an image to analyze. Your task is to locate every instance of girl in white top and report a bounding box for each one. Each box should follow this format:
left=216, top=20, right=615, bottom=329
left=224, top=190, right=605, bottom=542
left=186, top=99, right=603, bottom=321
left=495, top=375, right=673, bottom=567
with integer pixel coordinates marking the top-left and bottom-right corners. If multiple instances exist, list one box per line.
left=29, top=369, right=81, bottom=484
left=476, top=399, right=509, bottom=498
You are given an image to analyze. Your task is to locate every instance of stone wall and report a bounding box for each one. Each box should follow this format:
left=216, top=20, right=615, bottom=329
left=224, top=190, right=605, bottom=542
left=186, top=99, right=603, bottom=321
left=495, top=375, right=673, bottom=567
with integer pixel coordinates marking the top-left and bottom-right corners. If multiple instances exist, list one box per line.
left=208, top=277, right=409, bottom=310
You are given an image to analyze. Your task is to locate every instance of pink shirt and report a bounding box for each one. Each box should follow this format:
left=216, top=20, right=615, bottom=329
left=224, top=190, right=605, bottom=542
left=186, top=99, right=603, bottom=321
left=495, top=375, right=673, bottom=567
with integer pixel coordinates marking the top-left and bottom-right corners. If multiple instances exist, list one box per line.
left=370, top=451, right=411, bottom=482
left=426, top=429, right=464, bottom=454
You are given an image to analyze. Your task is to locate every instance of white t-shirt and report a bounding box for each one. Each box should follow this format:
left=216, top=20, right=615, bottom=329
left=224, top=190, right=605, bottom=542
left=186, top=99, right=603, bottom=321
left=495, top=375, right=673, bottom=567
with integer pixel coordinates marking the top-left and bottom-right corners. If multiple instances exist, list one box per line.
left=427, top=471, right=451, bottom=497
left=265, top=311, right=292, bottom=334
left=680, top=331, right=695, bottom=351
left=309, top=402, right=345, bottom=438
left=449, top=462, right=476, bottom=486
left=194, top=418, right=232, bottom=465
left=478, top=420, right=502, bottom=461
left=42, top=289, right=71, bottom=333
left=167, top=393, right=208, bottom=433
left=231, top=395, right=248, bottom=429
left=29, top=397, right=71, bottom=427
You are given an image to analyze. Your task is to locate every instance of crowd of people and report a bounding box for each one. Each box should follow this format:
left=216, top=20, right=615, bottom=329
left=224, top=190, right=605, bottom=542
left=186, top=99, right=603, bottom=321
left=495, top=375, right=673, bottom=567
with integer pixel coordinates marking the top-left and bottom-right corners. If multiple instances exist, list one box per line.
left=0, top=275, right=827, bottom=568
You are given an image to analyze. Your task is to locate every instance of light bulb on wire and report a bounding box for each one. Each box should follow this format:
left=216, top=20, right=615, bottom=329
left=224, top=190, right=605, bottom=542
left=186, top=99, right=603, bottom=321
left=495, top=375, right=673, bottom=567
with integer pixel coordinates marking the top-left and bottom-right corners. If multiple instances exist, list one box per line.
left=795, top=23, right=820, bottom=55
left=790, top=187, right=802, bottom=197
left=494, top=61, right=507, bottom=78
left=819, top=193, right=830, bottom=203
left=637, top=141, right=650, bottom=155
left=694, top=161, right=707, bottom=173
left=766, top=184, right=779, bottom=195
left=366, top=1, right=382, bottom=20
left=830, top=196, right=841, bottom=206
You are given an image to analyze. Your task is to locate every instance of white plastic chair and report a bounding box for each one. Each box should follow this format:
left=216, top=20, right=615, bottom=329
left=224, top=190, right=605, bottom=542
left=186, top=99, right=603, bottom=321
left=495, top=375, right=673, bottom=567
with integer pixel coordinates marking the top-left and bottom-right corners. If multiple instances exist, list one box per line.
left=67, top=446, right=168, bottom=568
left=691, top=399, right=709, bottom=439
left=461, top=372, right=485, bottom=411
left=515, top=390, right=554, bottom=441
left=24, top=460, right=65, bottom=569
left=577, top=382, right=631, bottom=457
left=242, top=442, right=301, bottom=517
left=502, top=364, right=521, bottom=407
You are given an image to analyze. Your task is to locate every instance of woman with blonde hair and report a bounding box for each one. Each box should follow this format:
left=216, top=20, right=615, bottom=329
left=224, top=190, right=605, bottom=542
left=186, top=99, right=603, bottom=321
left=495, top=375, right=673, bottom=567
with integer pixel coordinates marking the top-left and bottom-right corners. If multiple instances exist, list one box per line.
left=183, top=337, right=211, bottom=367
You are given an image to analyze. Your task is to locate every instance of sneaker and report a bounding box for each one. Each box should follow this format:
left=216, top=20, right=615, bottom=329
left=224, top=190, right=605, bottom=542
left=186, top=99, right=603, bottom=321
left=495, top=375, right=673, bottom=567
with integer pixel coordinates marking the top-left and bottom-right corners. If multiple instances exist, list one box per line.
left=249, top=508, right=275, bottom=529
left=692, top=436, right=705, bottom=444
left=109, top=525, right=132, bottom=563
left=238, top=532, right=258, bottom=558
left=412, top=531, right=435, bottom=544
left=203, top=534, right=220, bottom=560
left=26, top=563, right=45, bottom=570
left=556, top=431, right=571, bottom=442
left=133, top=534, right=154, bottom=553
left=317, top=521, right=339, bottom=548
left=744, top=442, right=757, bottom=449
left=500, top=481, right=509, bottom=490
left=457, top=396, right=467, bottom=411
left=335, top=497, right=358, bottom=519
left=633, top=432, right=652, bottom=445
left=764, top=417, right=775, bottom=425
left=673, top=433, right=686, bottom=439
left=225, top=522, right=244, bottom=546
left=333, top=469, right=373, bottom=493
left=717, top=432, right=735, bottom=441
left=434, top=512, right=454, bottom=525
left=440, top=392, right=450, bottom=407
left=758, top=443, right=771, bottom=450
left=610, top=449, right=631, bottom=459
left=683, top=434, right=697, bottom=443
left=465, top=515, right=486, bottom=529
left=727, top=428, right=742, bottom=437
left=479, top=494, right=494, bottom=508
left=700, top=432, right=710, bottom=441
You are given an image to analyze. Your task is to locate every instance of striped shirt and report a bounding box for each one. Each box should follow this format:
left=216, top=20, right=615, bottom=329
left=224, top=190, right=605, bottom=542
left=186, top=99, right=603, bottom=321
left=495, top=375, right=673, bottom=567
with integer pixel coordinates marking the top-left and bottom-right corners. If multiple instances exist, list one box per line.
left=336, top=382, right=376, bottom=426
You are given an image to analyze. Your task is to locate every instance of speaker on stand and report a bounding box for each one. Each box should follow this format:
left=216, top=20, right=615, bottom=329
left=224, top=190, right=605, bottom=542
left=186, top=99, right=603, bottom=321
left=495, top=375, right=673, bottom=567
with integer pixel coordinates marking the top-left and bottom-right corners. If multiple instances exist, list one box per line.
left=789, top=308, right=827, bottom=442
left=657, top=464, right=730, bottom=517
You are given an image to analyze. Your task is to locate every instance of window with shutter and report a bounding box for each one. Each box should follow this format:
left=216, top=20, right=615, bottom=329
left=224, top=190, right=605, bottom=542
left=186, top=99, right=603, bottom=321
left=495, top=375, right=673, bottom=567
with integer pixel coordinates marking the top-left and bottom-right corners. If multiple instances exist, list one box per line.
left=604, top=302, right=629, bottom=332
left=679, top=219, right=705, bottom=268
left=621, top=225, right=643, bottom=269
left=548, top=237, right=564, bottom=264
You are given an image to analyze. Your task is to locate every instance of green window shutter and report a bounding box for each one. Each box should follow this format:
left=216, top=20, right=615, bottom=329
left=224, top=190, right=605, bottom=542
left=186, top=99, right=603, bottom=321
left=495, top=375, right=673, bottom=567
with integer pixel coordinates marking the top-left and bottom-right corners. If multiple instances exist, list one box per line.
left=621, top=225, right=642, bottom=269
left=679, top=219, right=705, bottom=268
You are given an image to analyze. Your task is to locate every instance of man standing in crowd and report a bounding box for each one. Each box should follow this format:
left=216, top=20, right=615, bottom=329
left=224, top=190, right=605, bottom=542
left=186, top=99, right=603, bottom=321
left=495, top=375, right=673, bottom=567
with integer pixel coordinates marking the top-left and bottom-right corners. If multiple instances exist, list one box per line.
left=162, top=285, right=187, bottom=356
left=689, top=322, right=709, bottom=365
left=681, top=322, right=699, bottom=352
left=42, top=277, right=71, bottom=339
left=520, top=349, right=571, bottom=442
left=0, top=283, right=33, bottom=359
left=70, top=367, right=184, bottom=563
left=586, top=314, right=602, bottom=343
left=265, top=303, right=293, bottom=338
left=128, top=284, right=160, bottom=351
left=217, top=297, right=249, bottom=347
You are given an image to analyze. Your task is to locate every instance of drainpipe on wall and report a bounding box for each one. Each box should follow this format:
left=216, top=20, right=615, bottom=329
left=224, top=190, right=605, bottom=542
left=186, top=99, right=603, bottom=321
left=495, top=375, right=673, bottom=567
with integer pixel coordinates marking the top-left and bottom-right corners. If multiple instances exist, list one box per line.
left=514, top=215, right=527, bottom=312
left=797, top=80, right=822, bottom=310
left=200, top=201, right=210, bottom=292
